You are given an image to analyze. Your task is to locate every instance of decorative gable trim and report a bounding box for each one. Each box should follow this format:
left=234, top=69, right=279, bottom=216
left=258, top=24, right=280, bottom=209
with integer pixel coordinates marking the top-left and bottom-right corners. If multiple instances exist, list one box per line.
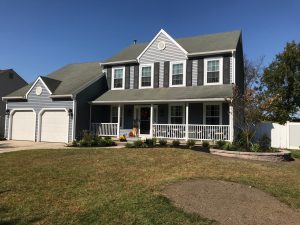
left=137, top=29, right=188, bottom=62
left=25, top=76, right=52, bottom=99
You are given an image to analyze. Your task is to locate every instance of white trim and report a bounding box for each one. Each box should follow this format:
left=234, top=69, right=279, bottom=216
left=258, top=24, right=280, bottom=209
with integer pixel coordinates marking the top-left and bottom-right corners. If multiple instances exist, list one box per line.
left=117, top=105, right=121, bottom=137
left=185, top=103, right=189, bottom=141
left=203, top=103, right=222, bottom=125
left=110, top=105, right=124, bottom=128
left=92, top=98, right=226, bottom=104
left=139, top=63, right=154, bottom=89
left=232, top=51, right=236, bottom=84
left=37, top=108, right=69, bottom=143
left=204, top=57, right=223, bottom=85
left=2, top=96, right=25, bottom=100
left=101, top=59, right=137, bottom=66
left=169, top=60, right=186, bottom=87
left=229, top=105, right=234, bottom=142
left=150, top=104, right=153, bottom=138
left=137, top=29, right=188, bottom=62
left=187, top=49, right=236, bottom=57
left=25, top=76, right=52, bottom=98
left=8, top=108, right=36, bottom=141
left=72, top=100, right=77, bottom=141
left=111, top=67, right=125, bottom=90
left=168, top=103, right=185, bottom=124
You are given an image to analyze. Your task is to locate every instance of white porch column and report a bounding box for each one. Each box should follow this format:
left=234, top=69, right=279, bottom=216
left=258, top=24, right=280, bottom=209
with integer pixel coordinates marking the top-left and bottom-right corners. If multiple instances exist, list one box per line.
left=117, top=105, right=121, bottom=137
left=185, top=103, right=189, bottom=141
left=150, top=104, right=153, bottom=138
left=229, top=105, right=234, bottom=142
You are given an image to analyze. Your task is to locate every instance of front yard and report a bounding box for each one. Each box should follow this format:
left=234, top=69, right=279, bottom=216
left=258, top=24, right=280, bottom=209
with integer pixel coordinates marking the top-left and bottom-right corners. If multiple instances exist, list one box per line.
left=0, top=148, right=299, bottom=225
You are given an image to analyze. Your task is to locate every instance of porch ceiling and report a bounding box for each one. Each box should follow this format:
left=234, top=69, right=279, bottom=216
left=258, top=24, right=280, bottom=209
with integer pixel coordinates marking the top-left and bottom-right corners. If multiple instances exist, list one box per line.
left=91, top=84, right=233, bottom=104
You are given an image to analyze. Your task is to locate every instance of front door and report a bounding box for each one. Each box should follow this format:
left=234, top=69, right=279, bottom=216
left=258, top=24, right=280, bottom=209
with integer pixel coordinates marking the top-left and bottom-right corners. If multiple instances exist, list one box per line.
left=139, top=107, right=151, bottom=135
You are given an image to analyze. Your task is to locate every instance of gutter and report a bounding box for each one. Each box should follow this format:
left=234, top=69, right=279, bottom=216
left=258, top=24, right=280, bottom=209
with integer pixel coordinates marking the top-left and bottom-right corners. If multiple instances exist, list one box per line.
left=90, top=98, right=227, bottom=104
left=50, top=94, right=74, bottom=99
left=2, top=96, right=25, bottom=100
left=187, top=49, right=236, bottom=57
left=101, top=59, right=137, bottom=66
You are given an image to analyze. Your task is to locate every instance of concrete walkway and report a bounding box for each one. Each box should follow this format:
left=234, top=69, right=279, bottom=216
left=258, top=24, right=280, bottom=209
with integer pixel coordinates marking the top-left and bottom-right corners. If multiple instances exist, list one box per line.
left=0, top=140, right=67, bottom=154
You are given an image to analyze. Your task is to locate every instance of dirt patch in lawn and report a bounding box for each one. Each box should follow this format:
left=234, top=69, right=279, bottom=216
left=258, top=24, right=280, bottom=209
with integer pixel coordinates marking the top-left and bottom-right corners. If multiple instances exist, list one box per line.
left=162, top=179, right=300, bottom=225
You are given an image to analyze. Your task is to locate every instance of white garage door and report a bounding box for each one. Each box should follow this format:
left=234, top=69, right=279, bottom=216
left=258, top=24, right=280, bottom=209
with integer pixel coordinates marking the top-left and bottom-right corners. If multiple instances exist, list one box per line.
left=40, top=110, right=69, bottom=143
left=11, top=111, right=36, bottom=141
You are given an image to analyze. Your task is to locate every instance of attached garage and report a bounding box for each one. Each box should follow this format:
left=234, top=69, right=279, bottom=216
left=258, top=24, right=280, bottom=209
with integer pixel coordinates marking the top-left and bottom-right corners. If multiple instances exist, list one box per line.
left=11, top=110, right=36, bottom=141
left=40, top=110, right=69, bottom=143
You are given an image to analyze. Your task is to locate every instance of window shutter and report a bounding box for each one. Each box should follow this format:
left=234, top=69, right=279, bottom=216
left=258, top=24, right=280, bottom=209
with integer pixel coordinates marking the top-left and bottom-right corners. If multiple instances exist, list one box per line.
left=186, top=59, right=192, bottom=86
left=223, top=56, right=230, bottom=84
left=163, top=61, right=170, bottom=87
left=197, top=59, right=204, bottom=86
left=134, top=65, right=139, bottom=89
left=107, top=67, right=112, bottom=90
left=154, top=62, right=160, bottom=88
left=125, top=65, right=130, bottom=89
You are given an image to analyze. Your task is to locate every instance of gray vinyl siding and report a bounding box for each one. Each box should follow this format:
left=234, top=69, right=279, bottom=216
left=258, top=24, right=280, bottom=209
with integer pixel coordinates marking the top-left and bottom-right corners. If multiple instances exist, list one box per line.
left=189, top=103, right=203, bottom=124
left=139, top=32, right=187, bottom=90
left=129, top=66, right=134, bottom=89
left=5, top=80, right=73, bottom=141
left=75, top=76, right=108, bottom=139
left=192, top=60, right=198, bottom=86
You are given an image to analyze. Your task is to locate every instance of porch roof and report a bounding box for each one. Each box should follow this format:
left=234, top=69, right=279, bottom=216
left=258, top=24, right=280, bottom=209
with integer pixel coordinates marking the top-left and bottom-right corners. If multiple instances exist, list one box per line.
left=91, top=84, right=233, bottom=104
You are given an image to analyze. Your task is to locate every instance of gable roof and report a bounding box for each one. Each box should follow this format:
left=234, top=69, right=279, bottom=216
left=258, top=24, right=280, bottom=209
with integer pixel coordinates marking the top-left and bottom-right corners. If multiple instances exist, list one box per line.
left=5, top=62, right=103, bottom=99
left=102, top=30, right=241, bottom=64
left=92, top=84, right=233, bottom=103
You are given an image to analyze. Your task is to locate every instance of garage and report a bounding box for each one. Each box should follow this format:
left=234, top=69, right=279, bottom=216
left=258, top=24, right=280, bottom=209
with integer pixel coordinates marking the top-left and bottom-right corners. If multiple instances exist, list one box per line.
left=40, top=110, right=69, bottom=143
left=11, top=110, right=36, bottom=141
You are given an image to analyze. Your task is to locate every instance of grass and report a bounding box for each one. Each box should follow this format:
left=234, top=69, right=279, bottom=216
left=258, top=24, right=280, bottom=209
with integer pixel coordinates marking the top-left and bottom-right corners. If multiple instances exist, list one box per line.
left=0, top=148, right=300, bottom=225
left=291, top=150, right=300, bottom=159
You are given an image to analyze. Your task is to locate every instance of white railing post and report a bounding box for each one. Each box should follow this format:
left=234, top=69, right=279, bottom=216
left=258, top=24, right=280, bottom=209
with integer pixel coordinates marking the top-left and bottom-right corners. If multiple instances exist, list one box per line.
left=185, top=103, right=189, bottom=141
left=117, top=105, right=121, bottom=138
left=150, top=104, right=153, bottom=138
left=229, top=105, right=234, bottom=142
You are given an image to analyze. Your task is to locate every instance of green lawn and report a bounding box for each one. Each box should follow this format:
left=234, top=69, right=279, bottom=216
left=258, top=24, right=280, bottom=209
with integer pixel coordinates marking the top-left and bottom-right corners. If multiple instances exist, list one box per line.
left=0, top=148, right=299, bottom=225
left=291, top=150, right=300, bottom=159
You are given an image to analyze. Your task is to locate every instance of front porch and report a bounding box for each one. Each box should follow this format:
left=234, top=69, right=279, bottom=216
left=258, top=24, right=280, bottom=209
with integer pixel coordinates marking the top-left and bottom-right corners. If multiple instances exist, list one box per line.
left=90, top=103, right=233, bottom=142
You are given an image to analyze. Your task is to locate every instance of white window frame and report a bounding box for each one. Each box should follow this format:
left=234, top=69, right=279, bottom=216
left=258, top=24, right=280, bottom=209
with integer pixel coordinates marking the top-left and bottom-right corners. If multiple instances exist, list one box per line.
left=203, top=103, right=222, bottom=125
left=169, top=60, right=186, bottom=87
left=168, top=104, right=185, bottom=124
left=204, top=57, right=223, bottom=85
left=111, top=67, right=125, bottom=90
left=111, top=105, right=124, bottom=128
left=139, top=63, right=154, bottom=89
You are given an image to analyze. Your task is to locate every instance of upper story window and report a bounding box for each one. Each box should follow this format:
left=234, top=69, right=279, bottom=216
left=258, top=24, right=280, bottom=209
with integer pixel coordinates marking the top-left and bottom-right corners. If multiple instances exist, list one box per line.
left=169, top=61, right=186, bottom=87
left=139, top=64, right=154, bottom=88
left=112, top=67, right=125, bottom=90
left=204, top=104, right=221, bottom=125
left=204, top=57, right=223, bottom=85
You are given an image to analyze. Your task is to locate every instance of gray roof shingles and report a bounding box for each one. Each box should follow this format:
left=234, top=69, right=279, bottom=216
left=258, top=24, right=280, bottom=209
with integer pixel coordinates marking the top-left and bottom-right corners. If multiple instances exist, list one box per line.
left=92, top=84, right=233, bottom=103
left=6, top=62, right=103, bottom=98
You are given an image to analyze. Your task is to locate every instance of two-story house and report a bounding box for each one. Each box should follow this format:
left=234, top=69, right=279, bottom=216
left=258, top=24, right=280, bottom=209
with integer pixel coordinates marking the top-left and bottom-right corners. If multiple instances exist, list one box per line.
left=90, top=29, right=244, bottom=142
left=3, top=29, right=244, bottom=143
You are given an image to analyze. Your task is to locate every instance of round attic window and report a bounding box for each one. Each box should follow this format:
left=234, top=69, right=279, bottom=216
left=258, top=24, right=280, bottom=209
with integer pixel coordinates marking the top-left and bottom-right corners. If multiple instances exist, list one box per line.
left=35, top=86, right=43, bottom=96
left=157, top=41, right=166, bottom=50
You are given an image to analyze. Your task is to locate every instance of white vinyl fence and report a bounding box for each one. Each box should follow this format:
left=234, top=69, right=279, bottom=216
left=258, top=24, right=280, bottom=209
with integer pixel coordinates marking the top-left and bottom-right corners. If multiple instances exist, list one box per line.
left=255, top=122, right=300, bottom=149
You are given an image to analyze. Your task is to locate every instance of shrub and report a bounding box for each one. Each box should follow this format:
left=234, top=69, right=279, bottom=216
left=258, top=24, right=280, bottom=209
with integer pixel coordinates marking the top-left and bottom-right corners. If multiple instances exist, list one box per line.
left=91, top=139, right=98, bottom=147
left=258, top=134, right=271, bottom=151
left=159, top=139, right=167, bottom=146
left=223, top=142, right=233, bottom=151
left=81, top=130, right=94, bottom=146
left=119, top=135, right=127, bottom=142
left=216, top=140, right=226, bottom=149
left=79, top=139, right=88, bottom=147
left=172, top=140, right=180, bottom=147
left=251, top=143, right=260, bottom=152
left=145, top=138, right=156, bottom=147
left=133, top=140, right=144, bottom=148
left=186, top=139, right=196, bottom=148
left=125, top=142, right=134, bottom=148
left=202, top=141, right=210, bottom=148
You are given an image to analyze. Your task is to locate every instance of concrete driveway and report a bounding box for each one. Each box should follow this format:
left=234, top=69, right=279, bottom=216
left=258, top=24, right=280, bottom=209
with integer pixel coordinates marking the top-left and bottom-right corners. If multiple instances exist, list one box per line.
left=0, top=140, right=67, bottom=154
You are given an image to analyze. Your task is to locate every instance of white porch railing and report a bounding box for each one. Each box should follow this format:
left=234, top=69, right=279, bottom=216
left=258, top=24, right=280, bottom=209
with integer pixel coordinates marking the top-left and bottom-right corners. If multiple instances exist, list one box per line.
left=188, top=124, right=230, bottom=141
left=91, top=123, right=118, bottom=136
left=152, top=124, right=186, bottom=139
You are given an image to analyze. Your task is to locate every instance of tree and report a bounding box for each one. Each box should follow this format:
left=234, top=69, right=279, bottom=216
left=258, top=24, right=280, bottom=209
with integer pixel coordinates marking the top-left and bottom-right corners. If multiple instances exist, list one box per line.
left=226, top=55, right=264, bottom=149
left=260, top=41, right=300, bottom=124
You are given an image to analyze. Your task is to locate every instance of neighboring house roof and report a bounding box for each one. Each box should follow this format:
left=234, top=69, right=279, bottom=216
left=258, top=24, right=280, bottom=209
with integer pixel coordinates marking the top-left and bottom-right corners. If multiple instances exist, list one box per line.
left=5, top=62, right=103, bottom=98
left=92, top=84, right=233, bottom=103
left=103, top=30, right=241, bottom=64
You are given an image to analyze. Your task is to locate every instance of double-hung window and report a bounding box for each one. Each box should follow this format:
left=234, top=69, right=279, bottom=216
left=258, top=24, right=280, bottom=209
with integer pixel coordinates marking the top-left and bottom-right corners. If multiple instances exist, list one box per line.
left=112, top=67, right=125, bottom=89
left=205, top=104, right=221, bottom=125
left=204, top=57, right=223, bottom=85
left=139, top=64, right=153, bottom=88
left=170, top=105, right=184, bottom=124
left=170, top=61, right=186, bottom=87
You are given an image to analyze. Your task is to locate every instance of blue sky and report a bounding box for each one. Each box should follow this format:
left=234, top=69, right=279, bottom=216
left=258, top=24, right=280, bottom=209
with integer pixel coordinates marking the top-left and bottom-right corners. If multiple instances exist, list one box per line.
left=0, top=0, right=299, bottom=83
